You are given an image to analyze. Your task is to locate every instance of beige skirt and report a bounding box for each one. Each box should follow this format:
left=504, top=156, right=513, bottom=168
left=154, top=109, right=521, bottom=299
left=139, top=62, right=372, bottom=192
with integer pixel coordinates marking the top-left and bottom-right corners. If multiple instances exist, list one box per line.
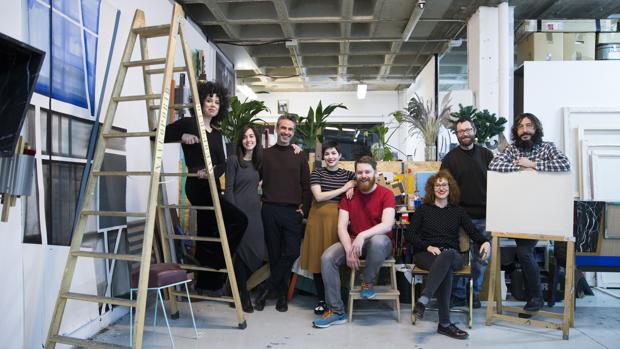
left=300, top=201, right=340, bottom=273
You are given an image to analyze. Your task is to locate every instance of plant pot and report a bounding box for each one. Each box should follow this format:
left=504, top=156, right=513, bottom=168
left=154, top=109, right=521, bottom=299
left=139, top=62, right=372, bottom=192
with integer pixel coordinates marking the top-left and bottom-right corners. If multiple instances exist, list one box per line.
left=424, top=144, right=437, bottom=161
left=371, top=143, right=385, bottom=161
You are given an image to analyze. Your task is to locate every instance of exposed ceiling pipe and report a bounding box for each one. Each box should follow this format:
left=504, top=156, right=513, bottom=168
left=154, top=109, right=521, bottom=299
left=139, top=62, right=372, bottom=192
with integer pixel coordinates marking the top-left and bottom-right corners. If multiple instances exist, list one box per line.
left=402, top=0, right=426, bottom=42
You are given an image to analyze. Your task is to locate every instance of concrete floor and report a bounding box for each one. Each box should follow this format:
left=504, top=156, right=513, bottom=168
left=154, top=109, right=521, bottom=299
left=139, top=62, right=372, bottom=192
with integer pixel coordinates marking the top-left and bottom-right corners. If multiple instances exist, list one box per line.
left=95, top=289, right=619, bottom=349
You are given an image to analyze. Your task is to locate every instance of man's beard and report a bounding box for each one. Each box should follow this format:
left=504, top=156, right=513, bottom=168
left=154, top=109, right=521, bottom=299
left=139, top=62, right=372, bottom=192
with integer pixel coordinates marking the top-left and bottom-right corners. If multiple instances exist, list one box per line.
left=458, top=135, right=474, bottom=147
left=357, top=177, right=376, bottom=193
left=515, top=133, right=535, bottom=149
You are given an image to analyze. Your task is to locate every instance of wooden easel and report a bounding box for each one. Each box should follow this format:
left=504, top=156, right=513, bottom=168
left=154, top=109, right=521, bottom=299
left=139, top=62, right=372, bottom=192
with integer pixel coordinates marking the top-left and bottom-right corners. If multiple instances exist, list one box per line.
left=485, top=232, right=576, bottom=340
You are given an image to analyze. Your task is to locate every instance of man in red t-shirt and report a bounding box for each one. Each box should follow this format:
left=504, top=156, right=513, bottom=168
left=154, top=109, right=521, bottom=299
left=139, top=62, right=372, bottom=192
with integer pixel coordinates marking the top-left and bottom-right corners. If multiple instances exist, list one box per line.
left=312, top=156, right=396, bottom=328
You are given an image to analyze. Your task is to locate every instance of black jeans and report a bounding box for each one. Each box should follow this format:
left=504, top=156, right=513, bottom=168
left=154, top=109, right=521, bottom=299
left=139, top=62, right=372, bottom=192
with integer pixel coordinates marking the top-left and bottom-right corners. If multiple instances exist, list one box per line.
left=262, top=202, right=304, bottom=296
left=414, top=249, right=464, bottom=324
left=185, top=177, right=248, bottom=290
left=515, top=238, right=542, bottom=300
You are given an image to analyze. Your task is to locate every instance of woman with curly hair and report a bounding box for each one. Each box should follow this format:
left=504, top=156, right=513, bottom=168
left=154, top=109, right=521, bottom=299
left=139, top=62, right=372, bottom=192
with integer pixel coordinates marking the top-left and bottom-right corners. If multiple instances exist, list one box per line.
left=164, top=81, right=247, bottom=293
left=406, top=170, right=490, bottom=340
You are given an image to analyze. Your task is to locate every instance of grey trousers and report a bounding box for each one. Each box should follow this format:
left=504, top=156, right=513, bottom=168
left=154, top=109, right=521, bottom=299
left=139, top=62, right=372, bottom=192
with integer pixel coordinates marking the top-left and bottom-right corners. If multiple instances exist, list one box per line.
left=320, top=234, right=392, bottom=314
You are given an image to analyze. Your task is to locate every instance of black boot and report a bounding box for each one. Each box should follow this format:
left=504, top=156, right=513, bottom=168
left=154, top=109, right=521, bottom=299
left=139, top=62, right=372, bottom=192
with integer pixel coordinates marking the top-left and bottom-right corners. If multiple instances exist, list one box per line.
left=276, top=295, right=288, bottom=312
left=253, top=286, right=269, bottom=311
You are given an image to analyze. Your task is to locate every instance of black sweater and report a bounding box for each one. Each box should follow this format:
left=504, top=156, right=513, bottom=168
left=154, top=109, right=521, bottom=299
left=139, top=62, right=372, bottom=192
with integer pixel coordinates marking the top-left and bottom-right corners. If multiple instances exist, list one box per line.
left=164, top=117, right=226, bottom=190
left=405, top=203, right=488, bottom=254
left=261, top=144, right=312, bottom=216
left=440, top=144, right=493, bottom=219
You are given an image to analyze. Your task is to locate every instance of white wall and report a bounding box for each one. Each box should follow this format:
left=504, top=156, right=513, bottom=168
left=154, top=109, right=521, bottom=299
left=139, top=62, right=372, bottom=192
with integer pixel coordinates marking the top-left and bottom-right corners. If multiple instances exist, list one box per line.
left=523, top=61, right=620, bottom=148
left=0, top=0, right=216, bottom=347
left=402, top=56, right=436, bottom=160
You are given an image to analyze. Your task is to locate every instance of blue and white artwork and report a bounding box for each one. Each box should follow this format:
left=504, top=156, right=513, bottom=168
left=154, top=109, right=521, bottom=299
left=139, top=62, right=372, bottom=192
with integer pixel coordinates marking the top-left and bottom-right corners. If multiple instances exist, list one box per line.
left=28, top=0, right=101, bottom=115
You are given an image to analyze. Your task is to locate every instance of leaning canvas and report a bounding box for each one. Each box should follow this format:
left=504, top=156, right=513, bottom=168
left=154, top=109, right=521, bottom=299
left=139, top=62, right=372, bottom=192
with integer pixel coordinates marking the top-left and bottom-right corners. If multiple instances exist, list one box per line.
left=486, top=171, right=574, bottom=238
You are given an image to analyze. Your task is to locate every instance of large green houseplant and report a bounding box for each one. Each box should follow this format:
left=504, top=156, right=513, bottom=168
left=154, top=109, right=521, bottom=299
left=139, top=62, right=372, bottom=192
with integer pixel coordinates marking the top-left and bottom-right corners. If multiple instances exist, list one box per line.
left=297, top=101, right=347, bottom=151
left=445, top=104, right=508, bottom=149
left=219, top=96, right=269, bottom=145
left=369, top=124, right=405, bottom=161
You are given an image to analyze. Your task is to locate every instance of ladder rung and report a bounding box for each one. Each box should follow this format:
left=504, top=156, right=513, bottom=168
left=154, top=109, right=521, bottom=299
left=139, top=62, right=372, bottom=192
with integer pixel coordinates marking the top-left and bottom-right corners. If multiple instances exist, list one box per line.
left=72, top=251, right=142, bottom=262
left=113, top=94, right=161, bottom=102
left=178, top=263, right=228, bottom=273
left=103, top=131, right=157, bottom=138
left=49, top=335, right=131, bottom=349
left=63, top=292, right=137, bottom=307
left=170, top=290, right=234, bottom=303
left=160, top=172, right=199, bottom=177
left=133, top=24, right=171, bottom=38
left=166, top=235, right=221, bottom=242
left=81, top=210, right=147, bottom=217
left=149, top=103, right=193, bottom=110
left=93, top=171, right=152, bottom=177
left=123, top=58, right=166, bottom=67
left=159, top=204, right=214, bottom=210
left=145, top=66, right=186, bottom=74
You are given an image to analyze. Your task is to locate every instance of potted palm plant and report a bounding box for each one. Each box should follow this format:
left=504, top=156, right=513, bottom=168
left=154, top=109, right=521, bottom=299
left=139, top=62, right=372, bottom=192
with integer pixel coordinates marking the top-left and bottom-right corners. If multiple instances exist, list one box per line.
left=297, top=101, right=347, bottom=155
left=369, top=124, right=405, bottom=161
left=397, top=94, right=451, bottom=161
left=219, top=96, right=269, bottom=149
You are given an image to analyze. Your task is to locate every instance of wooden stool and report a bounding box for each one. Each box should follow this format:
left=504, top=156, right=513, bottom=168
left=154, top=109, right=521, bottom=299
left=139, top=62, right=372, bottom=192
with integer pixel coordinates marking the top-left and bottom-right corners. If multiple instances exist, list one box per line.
left=347, top=257, right=400, bottom=322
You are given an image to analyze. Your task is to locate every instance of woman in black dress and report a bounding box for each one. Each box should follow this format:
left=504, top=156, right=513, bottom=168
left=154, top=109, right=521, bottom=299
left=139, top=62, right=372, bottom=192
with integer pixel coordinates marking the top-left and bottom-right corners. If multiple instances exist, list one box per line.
left=224, top=125, right=265, bottom=312
left=164, top=81, right=247, bottom=293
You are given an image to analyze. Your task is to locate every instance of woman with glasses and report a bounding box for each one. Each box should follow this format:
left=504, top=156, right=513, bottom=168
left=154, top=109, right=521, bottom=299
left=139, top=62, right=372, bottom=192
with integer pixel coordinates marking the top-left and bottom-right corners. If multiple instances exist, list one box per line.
left=406, top=170, right=490, bottom=340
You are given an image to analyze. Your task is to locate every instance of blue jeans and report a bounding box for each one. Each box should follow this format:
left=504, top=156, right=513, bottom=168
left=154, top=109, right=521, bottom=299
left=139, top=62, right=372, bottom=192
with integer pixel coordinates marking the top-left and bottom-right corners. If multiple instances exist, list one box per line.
left=452, top=219, right=490, bottom=300
left=321, top=235, right=392, bottom=314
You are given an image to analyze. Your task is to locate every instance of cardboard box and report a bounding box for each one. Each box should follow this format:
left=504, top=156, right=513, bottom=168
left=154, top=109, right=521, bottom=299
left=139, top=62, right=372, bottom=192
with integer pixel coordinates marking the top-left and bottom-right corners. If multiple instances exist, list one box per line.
left=517, top=32, right=563, bottom=66
left=598, top=32, right=620, bottom=44
left=516, top=19, right=618, bottom=42
left=564, top=33, right=595, bottom=60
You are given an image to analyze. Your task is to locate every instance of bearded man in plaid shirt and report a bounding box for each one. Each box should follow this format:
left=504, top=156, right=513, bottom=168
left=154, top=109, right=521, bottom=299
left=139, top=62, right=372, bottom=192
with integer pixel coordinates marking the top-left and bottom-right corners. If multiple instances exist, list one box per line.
left=489, top=112, right=570, bottom=316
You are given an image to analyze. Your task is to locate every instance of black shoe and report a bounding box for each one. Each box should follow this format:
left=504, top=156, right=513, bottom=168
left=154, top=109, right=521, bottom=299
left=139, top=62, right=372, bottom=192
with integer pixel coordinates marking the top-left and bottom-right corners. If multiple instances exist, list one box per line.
left=314, top=300, right=327, bottom=315
left=523, top=297, right=543, bottom=312
left=437, top=323, right=469, bottom=340
left=276, top=296, right=288, bottom=312
left=228, top=297, right=254, bottom=313
left=450, top=297, right=467, bottom=308
left=472, top=297, right=481, bottom=309
left=413, top=302, right=426, bottom=319
left=253, top=286, right=269, bottom=311
left=518, top=312, right=532, bottom=319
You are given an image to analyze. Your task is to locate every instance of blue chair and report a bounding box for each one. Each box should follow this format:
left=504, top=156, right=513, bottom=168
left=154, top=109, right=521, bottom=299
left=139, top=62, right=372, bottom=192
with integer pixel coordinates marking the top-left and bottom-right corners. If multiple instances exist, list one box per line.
left=129, top=263, right=197, bottom=349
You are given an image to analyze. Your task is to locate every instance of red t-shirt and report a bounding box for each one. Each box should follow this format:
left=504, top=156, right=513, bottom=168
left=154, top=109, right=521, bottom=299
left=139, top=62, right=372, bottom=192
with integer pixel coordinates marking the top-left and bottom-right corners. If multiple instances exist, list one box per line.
left=339, top=185, right=396, bottom=243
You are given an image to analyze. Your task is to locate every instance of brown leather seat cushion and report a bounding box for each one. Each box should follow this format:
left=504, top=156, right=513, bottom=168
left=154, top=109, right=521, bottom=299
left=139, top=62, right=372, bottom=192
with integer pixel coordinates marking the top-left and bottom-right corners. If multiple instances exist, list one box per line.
left=131, top=263, right=187, bottom=288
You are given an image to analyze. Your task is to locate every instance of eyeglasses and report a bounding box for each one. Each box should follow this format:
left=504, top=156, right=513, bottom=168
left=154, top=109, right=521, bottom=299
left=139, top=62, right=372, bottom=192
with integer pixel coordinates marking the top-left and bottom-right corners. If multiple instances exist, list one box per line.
left=434, top=183, right=449, bottom=189
left=455, top=128, right=474, bottom=135
left=517, top=123, right=535, bottom=130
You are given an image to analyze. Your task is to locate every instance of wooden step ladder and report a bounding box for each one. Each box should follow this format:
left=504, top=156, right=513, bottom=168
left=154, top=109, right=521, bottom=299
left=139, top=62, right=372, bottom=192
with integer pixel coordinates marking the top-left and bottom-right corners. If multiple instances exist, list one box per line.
left=45, top=5, right=245, bottom=349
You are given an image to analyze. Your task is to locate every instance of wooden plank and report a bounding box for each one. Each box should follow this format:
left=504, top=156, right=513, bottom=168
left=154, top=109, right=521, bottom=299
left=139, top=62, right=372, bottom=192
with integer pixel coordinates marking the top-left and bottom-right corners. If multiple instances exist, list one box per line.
left=166, top=235, right=220, bottom=242
left=113, top=94, right=160, bottom=102
left=148, top=103, right=193, bottom=110
left=158, top=204, right=214, bottom=210
left=133, top=24, right=171, bottom=38
left=502, top=306, right=564, bottom=320
left=93, top=171, right=152, bottom=176
left=493, top=231, right=575, bottom=242
left=178, top=263, right=228, bottom=273
left=102, top=131, right=157, bottom=138
left=123, top=58, right=166, bottom=67
left=63, top=292, right=136, bottom=307
left=145, top=66, right=186, bottom=75
left=71, top=251, right=142, bottom=262
left=486, top=234, right=500, bottom=325
left=491, top=313, right=562, bottom=330
left=49, top=336, right=131, bottom=349
left=81, top=210, right=146, bottom=217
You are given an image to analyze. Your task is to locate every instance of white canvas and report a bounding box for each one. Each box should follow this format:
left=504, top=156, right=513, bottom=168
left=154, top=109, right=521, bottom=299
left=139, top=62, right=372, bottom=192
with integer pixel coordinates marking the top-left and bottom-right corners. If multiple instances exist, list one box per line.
left=562, top=107, right=620, bottom=196
left=591, top=150, right=620, bottom=201
left=486, top=171, right=573, bottom=238
left=578, top=139, right=620, bottom=200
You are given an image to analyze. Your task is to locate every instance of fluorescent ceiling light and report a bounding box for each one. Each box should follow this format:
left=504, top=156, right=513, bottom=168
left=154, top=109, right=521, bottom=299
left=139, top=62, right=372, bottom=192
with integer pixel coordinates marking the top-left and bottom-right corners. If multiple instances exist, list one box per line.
left=357, top=84, right=367, bottom=99
left=237, top=84, right=257, bottom=100
left=325, top=126, right=356, bottom=132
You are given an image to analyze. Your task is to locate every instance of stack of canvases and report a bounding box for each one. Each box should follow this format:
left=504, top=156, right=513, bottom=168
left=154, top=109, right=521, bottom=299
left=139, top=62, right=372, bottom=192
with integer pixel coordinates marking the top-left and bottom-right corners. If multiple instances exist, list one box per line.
left=562, top=107, right=620, bottom=261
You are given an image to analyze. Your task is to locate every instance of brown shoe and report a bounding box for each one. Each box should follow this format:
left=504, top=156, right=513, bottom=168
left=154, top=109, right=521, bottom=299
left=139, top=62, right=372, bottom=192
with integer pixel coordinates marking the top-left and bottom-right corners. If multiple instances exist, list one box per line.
left=437, top=323, right=469, bottom=340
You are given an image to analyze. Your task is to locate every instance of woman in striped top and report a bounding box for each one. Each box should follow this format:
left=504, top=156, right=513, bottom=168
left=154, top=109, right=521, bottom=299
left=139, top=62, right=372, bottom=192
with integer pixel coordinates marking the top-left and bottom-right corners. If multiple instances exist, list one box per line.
left=300, top=141, right=356, bottom=314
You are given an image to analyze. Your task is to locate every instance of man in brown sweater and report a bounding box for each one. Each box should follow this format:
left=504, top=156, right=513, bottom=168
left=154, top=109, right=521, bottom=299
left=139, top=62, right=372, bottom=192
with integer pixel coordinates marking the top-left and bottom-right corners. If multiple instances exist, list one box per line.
left=254, top=114, right=311, bottom=312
